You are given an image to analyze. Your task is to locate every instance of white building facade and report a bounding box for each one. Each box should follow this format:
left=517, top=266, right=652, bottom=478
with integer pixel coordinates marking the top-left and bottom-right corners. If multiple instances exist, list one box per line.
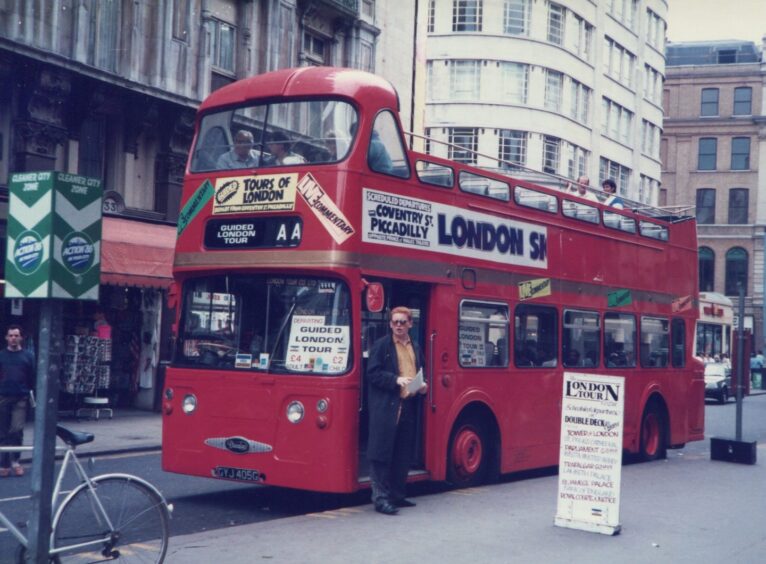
left=422, top=0, right=666, bottom=204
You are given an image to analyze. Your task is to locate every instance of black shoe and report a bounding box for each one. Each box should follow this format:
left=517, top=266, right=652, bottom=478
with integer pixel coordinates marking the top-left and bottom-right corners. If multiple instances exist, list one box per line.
left=393, top=498, right=416, bottom=508
left=374, top=501, right=399, bottom=515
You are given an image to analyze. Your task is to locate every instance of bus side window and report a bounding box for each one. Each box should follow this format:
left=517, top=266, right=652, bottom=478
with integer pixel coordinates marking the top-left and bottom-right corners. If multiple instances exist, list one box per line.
left=368, top=111, right=410, bottom=178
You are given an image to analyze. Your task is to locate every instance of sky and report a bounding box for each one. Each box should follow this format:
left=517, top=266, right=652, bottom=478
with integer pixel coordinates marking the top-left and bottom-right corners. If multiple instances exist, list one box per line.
left=666, top=0, right=766, bottom=45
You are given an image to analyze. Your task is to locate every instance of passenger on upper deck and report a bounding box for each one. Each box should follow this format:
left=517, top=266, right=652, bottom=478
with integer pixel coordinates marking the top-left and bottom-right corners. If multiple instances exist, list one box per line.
left=601, top=178, right=625, bottom=210
left=216, top=129, right=261, bottom=170
left=266, top=131, right=306, bottom=166
left=350, top=121, right=394, bottom=174
left=566, top=175, right=599, bottom=203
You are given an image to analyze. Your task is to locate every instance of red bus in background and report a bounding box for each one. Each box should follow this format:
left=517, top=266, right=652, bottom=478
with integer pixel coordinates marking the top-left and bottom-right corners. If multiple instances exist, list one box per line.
left=162, top=66, right=704, bottom=493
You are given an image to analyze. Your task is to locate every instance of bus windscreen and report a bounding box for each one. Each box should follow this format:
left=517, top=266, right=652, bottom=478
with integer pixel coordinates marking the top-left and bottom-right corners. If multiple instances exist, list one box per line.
left=190, top=99, right=358, bottom=172
left=177, top=275, right=351, bottom=375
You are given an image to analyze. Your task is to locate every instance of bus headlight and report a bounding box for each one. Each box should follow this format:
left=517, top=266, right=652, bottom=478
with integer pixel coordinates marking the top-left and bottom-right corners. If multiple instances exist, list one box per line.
left=182, top=394, right=197, bottom=414
left=286, top=401, right=305, bottom=424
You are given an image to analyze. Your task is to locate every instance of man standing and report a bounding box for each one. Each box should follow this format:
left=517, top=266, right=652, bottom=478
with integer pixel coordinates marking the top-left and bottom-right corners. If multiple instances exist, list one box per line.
left=367, top=306, right=427, bottom=515
left=0, top=325, right=36, bottom=477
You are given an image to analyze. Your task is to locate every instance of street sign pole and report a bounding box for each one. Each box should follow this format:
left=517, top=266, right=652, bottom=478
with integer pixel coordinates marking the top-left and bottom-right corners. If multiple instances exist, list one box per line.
left=735, top=282, right=744, bottom=441
left=4, top=171, right=102, bottom=561
left=27, top=299, right=60, bottom=564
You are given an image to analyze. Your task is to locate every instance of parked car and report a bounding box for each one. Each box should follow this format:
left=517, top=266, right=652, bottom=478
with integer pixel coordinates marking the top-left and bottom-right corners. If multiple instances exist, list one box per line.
left=705, top=363, right=731, bottom=404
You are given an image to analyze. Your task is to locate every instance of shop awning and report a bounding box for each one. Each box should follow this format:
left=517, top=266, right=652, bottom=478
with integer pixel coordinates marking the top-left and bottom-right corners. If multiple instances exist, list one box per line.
left=100, top=217, right=176, bottom=289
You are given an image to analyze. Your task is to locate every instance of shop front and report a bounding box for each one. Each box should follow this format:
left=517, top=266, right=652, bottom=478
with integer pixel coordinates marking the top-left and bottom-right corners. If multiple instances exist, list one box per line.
left=1, top=217, right=176, bottom=414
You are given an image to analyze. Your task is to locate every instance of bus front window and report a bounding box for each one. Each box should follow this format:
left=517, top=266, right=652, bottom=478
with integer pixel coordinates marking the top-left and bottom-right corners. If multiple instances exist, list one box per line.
left=190, top=99, right=357, bottom=172
left=177, top=275, right=351, bottom=375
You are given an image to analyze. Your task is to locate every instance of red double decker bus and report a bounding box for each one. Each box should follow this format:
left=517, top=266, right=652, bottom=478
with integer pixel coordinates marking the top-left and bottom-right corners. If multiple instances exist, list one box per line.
left=162, top=67, right=704, bottom=492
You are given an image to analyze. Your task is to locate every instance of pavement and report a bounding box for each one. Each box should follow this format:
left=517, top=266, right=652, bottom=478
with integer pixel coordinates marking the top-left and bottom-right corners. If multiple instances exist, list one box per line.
left=20, top=407, right=162, bottom=462
left=13, top=393, right=766, bottom=563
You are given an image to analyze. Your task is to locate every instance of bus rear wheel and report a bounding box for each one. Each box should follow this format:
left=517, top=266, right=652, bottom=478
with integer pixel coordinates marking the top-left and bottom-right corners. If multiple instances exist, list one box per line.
left=639, top=403, right=667, bottom=461
left=447, top=420, right=488, bottom=487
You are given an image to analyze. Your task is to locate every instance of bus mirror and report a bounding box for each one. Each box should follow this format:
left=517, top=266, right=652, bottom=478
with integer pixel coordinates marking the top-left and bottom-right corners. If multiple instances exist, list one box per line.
left=365, top=282, right=384, bottom=313
left=167, top=282, right=179, bottom=310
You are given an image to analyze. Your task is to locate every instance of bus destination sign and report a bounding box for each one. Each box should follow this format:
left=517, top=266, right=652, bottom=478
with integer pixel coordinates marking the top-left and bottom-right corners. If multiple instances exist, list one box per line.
left=204, top=217, right=302, bottom=249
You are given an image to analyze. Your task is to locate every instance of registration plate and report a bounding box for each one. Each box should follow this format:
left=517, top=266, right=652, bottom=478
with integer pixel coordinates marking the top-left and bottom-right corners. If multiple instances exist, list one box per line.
left=212, top=466, right=263, bottom=482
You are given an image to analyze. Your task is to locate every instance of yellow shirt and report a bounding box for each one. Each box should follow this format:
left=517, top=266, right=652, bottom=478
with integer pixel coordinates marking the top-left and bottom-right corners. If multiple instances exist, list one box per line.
left=394, top=339, right=417, bottom=379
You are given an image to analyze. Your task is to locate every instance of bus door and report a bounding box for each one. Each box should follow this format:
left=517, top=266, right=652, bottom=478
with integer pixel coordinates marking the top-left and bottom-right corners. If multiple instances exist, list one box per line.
left=358, top=279, right=431, bottom=482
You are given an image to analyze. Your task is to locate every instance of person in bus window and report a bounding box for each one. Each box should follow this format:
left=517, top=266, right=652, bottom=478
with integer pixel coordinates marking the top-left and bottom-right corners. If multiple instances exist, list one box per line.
left=265, top=131, right=306, bottom=166
left=366, top=306, right=427, bottom=515
left=217, top=129, right=260, bottom=170
left=601, top=178, right=625, bottom=209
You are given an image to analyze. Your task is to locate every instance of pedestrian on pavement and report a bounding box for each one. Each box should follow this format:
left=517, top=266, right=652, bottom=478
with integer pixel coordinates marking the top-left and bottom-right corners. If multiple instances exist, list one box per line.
left=750, top=351, right=763, bottom=389
left=0, top=325, right=36, bottom=477
left=366, top=306, right=427, bottom=515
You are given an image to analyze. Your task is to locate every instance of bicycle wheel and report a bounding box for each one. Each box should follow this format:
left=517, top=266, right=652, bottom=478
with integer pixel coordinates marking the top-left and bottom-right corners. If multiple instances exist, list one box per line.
left=51, top=475, right=169, bottom=563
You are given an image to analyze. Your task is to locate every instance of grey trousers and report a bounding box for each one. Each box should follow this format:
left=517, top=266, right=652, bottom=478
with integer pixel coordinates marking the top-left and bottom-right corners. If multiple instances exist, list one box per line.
left=0, top=396, right=27, bottom=467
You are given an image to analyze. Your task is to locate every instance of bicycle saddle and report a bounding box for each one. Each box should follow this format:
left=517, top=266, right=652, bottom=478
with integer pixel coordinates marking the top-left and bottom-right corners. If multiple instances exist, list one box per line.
left=56, top=425, right=95, bottom=446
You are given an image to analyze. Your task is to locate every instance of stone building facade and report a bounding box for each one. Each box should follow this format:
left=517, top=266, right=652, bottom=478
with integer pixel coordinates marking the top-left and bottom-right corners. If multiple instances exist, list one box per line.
left=0, top=0, right=412, bottom=410
left=662, top=39, right=766, bottom=349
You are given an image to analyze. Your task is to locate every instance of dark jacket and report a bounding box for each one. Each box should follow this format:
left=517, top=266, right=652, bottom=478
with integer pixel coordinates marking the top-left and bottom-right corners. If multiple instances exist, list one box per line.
left=0, top=348, right=36, bottom=397
left=366, top=335, right=424, bottom=463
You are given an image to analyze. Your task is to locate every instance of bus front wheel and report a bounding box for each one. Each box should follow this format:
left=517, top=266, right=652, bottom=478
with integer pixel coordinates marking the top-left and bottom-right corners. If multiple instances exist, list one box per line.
left=447, top=419, right=488, bottom=487
left=639, top=403, right=667, bottom=461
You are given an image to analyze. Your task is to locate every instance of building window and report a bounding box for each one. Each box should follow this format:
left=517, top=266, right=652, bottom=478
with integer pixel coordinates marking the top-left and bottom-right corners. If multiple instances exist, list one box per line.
left=569, top=79, right=590, bottom=123
left=697, top=137, right=717, bottom=170
left=699, top=247, right=714, bottom=292
left=449, top=128, right=478, bottom=164
left=728, top=188, right=749, bottom=224
left=547, top=2, right=565, bottom=45
left=544, top=69, right=563, bottom=112
left=211, top=19, right=235, bottom=72
left=303, top=31, right=328, bottom=66
left=172, top=0, right=191, bottom=41
left=644, top=65, right=662, bottom=104
left=449, top=60, right=481, bottom=100
left=599, top=157, right=631, bottom=194
left=428, top=0, right=435, bottom=32
left=498, top=129, right=527, bottom=168
left=453, top=0, right=483, bottom=32
left=542, top=135, right=560, bottom=174
left=362, top=0, right=375, bottom=18
left=718, top=49, right=737, bottom=64
left=725, top=247, right=748, bottom=296
left=79, top=116, right=106, bottom=182
left=646, top=8, right=665, bottom=50
left=571, top=15, right=593, bottom=61
left=563, top=142, right=588, bottom=179
left=731, top=137, right=750, bottom=170
left=500, top=62, right=528, bottom=104
left=603, top=37, right=635, bottom=88
left=733, top=87, right=752, bottom=115
left=642, top=120, right=660, bottom=158
left=700, top=88, right=719, bottom=116
left=695, top=188, right=715, bottom=224
left=504, top=0, right=529, bottom=35
left=602, top=97, right=633, bottom=144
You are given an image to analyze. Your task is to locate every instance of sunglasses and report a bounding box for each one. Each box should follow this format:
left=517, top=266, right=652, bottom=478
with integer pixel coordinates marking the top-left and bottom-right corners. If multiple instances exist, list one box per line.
left=391, top=319, right=409, bottom=326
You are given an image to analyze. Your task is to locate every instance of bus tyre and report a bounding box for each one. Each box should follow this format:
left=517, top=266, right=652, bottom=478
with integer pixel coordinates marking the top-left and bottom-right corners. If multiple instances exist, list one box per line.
left=447, top=419, right=488, bottom=487
left=639, top=403, right=667, bottom=462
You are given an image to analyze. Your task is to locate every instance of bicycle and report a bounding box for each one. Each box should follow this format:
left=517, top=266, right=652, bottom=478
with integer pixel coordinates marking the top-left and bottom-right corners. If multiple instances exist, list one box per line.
left=0, top=425, right=172, bottom=563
